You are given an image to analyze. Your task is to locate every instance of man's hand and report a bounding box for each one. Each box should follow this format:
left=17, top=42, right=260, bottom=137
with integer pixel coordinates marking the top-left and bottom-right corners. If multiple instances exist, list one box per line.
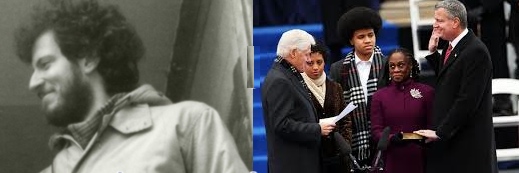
left=428, top=28, right=441, bottom=53
left=414, top=129, right=439, bottom=143
left=319, top=121, right=336, bottom=136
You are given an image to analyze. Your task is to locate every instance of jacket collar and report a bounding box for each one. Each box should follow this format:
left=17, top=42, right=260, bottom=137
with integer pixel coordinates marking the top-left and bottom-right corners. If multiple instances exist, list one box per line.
left=390, top=79, right=414, bottom=91
left=449, top=28, right=469, bottom=50
left=273, top=62, right=310, bottom=102
left=272, top=62, right=318, bottom=122
left=107, top=84, right=172, bottom=134
left=109, top=104, right=153, bottom=134
left=49, top=84, right=172, bottom=149
left=438, top=30, right=475, bottom=78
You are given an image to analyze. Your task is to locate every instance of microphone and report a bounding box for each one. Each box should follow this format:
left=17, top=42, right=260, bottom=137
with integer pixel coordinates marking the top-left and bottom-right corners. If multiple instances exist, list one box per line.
left=334, top=132, right=362, bottom=171
left=372, top=127, right=391, bottom=170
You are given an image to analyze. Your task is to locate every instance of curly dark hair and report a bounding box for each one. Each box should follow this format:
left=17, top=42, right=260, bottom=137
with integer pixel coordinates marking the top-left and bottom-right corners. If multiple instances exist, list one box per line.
left=336, top=7, right=382, bottom=46
left=378, top=48, right=420, bottom=88
left=15, top=0, right=144, bottom=94
left=310, top=41, right=329, bottom=62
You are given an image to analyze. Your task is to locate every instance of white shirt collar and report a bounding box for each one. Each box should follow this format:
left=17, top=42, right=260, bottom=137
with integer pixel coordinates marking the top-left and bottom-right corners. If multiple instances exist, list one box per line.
left=450, top=28, right=469, bottom=49
left=354, top=51, right=374, bottom=65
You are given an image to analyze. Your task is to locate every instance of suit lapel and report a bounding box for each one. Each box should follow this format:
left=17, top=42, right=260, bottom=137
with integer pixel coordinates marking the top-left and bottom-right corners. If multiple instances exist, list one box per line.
left=437, top=31, right=474, bottom=79
left=274, top=64, right=310, bottom=102
left=274, top=63, right=318, bottom=120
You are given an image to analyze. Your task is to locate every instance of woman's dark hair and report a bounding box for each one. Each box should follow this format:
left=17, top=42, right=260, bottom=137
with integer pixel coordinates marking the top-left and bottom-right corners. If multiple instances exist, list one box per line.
left=378, top=48, right=420, bottom=88
left=15, top=0, right=144, bottom=94
left=336, top=7, right=382, bottom=46
left=310, top=41, right=329, bottom=62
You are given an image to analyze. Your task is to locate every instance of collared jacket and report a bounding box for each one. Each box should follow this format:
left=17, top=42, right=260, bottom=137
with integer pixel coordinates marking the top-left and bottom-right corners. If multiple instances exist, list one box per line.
left=41, top=85, right=248, bottom=173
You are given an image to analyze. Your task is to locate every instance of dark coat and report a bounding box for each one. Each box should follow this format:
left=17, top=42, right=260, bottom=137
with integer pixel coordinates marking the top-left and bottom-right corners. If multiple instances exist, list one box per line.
left=261, top=62, right=322, bottom=173
left=425, top=30, right=498, bottom=173
left=371, top=80, right=434, bottom=173
left=310, top=78, right=352, bottom=173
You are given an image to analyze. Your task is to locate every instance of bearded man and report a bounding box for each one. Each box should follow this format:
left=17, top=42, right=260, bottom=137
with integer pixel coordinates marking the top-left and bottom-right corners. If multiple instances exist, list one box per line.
left=15, top=0, right=247, bottom=172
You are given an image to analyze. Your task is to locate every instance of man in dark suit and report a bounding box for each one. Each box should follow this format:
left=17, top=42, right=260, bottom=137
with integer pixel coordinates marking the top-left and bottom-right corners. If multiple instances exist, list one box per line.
left=261, top=29, right=336, bottom=173
left=414, top=1, right=498, bottom=173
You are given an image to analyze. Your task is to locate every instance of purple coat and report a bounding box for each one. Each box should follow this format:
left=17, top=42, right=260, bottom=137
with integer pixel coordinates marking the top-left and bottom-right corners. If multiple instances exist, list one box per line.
left=370, top=80, right=434, bottom=173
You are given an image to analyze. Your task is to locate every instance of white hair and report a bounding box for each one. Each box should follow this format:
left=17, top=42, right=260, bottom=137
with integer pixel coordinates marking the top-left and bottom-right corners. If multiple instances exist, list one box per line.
left=276, top=29, right=315, bottom=58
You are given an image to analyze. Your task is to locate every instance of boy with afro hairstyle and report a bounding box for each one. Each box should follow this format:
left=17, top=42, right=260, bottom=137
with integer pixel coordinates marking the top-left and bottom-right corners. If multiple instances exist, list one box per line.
left=329, top=6, right=387, bottom=169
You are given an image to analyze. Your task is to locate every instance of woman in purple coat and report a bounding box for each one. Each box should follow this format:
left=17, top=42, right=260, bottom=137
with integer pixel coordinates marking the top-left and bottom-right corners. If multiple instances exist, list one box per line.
left=370, top=48, right=434, bottom=173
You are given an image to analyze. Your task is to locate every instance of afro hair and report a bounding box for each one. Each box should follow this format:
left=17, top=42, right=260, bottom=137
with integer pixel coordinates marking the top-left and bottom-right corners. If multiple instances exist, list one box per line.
left=336, top=7, right=382, bottom=46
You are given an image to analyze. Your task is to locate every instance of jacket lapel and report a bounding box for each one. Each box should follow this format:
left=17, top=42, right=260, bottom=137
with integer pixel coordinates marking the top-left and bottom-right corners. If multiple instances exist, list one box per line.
left=274, top=63, right=318, bottom=121
left=274, top=63, right=311, bottom=103
left=437, top=31, right=474, bottom=79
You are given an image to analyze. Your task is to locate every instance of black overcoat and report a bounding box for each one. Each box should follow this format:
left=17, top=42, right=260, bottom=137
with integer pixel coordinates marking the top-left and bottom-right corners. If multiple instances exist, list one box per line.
left=261, top=62, right=322, bottom=173
left=425, top=30, right=498, bottom=173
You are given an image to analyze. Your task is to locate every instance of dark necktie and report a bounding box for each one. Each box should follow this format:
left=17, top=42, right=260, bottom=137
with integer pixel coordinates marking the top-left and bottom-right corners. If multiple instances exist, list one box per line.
left=443, top=44, right=453, bottom=64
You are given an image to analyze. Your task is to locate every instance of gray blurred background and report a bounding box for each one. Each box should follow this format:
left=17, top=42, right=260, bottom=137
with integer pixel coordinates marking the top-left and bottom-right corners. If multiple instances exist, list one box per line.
left=0, top=0, right=252, bottom=172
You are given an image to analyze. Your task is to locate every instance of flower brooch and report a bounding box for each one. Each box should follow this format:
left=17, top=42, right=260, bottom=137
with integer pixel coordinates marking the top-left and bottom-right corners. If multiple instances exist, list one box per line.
left=410, top=88, right=423, bottom=99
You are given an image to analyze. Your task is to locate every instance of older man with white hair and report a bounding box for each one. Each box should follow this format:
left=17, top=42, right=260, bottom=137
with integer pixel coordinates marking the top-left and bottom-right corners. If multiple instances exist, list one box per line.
left=261, top=29, right=336, bottom=173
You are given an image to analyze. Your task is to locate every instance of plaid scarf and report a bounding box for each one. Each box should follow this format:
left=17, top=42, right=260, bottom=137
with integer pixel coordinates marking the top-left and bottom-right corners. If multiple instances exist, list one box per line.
left=338, top=46, right=385, bottom=163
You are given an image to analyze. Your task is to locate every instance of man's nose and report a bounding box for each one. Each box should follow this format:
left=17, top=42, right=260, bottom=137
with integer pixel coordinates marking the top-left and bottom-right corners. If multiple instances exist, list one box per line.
left=363, top=37, right=371, bottom=43
left=29, top=72, right=43, bottom=91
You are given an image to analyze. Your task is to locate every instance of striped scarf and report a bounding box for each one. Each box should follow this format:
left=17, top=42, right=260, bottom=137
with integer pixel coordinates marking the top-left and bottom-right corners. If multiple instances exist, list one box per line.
left=338, top=46, right=385, bottom=163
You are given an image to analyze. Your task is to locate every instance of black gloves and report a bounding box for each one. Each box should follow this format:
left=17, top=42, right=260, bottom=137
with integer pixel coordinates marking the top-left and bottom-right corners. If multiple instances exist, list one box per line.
left=390, top=132, right=427, bottom=146
left=390, top=132, right=404, bottom=145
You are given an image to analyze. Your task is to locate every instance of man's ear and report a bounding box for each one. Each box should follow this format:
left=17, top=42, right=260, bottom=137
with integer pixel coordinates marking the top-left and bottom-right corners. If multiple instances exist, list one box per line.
left=453, top=17, right=461, bottom=28
left=78, top=57, right=100, bottom=74
left=290, top=49, right=297, bottom=59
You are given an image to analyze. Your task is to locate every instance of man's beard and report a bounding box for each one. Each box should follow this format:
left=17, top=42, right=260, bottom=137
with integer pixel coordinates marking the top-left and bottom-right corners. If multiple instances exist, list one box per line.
left=43, top=70, right=93, bottom=127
